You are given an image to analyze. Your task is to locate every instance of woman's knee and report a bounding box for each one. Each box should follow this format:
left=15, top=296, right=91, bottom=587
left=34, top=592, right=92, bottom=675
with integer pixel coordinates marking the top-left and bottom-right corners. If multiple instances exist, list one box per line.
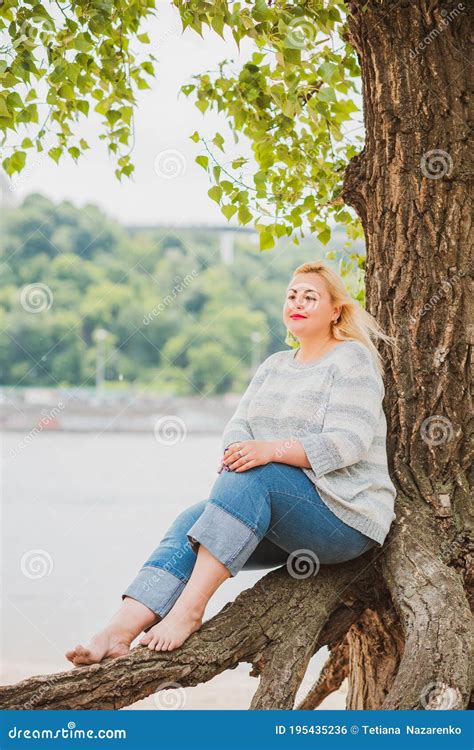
left=158, top=501, right=207, bottom=556
left=170, top=500, right=207, bottom=537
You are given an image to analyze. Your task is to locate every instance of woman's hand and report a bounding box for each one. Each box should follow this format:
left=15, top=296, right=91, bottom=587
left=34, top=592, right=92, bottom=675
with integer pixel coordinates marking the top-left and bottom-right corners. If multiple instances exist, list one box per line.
left=220, top=440, right=276, bottom=472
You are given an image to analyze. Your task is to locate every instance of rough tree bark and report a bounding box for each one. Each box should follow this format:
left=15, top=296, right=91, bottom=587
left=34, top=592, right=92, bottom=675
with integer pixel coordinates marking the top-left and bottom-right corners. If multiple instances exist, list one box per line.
left=0, top=0, right=472, bottom=710
left=341, top=0, right=473, bottom=709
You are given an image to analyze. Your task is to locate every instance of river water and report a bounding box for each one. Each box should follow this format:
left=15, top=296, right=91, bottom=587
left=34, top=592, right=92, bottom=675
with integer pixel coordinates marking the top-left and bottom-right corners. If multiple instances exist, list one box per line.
left=1, top=431, right=346, bottom=709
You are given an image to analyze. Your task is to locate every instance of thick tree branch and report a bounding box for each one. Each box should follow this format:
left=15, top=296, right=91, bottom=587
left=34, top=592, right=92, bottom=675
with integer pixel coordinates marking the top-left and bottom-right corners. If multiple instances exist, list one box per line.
left=0, top=557, right=379, bottom=710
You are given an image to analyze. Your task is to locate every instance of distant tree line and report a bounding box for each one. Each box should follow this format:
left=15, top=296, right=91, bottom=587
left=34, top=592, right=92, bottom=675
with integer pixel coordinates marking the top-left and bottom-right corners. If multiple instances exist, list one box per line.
left=0, top=193, right=362, bottom=394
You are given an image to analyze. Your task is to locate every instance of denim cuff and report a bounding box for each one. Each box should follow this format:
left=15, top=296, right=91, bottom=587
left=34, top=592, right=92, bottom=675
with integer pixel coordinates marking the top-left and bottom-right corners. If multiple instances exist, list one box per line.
left=186, top=501, right=260, bottom=577
left=122, top=564, right=186, bottom=619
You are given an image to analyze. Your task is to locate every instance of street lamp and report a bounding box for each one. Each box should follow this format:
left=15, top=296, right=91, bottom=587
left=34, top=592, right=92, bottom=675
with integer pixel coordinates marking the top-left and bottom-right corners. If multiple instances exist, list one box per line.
left=94, top=328, right=108, bottom=391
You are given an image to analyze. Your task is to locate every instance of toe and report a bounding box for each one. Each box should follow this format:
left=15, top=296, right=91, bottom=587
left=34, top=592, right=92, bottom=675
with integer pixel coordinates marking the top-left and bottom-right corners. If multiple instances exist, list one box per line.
left=139, top=633, right=152, bottom=645
left=73, top=646, right=93, bottom=664
left=73, top=654, right=89, bottom=665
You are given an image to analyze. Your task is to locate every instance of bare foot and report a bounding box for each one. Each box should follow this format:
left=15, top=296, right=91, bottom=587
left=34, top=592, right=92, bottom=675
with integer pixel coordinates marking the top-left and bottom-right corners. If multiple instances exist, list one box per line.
left=139, top=604, right=202, bottom=652
left=65, top=625, right=134, bottom=667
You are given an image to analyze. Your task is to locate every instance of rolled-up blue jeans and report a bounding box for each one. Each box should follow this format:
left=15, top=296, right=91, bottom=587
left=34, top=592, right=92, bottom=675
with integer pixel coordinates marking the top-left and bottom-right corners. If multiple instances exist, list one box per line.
left=122, top=463, right=377, bottom=619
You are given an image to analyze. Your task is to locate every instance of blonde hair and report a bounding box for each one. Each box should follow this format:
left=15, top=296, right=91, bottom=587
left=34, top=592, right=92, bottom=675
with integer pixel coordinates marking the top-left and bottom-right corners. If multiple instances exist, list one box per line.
left=288, top=260, right=398, bottom=377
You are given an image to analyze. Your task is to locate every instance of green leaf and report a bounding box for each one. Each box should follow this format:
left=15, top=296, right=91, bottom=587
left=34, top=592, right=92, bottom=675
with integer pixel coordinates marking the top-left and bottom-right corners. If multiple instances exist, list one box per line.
left=253, top=0, right=271, bottom=21
left=222, top=204, right=238, bottom=220
left=58, top=84, right=75, bottom=100
left=212, top=132, right=225, bottom=152
left=6, top=92, right=22, bottom=109
left=190, top=131, right=200, bottom=143
left=238, top=205, right=253, bottom=225
left=282, top=47, right=301, bottom=65
left=195, top=155, right=209, bottom=170
left=317, top=227, right=331, bottom=245
left=196, top=99, right=209, bottom=113
left=259, top=228, right=275, bottom=251
left=211, top=14, right=225, bottom=37
left=76, top=100, right=89, bottom=116
left=141, top=61, right=154, bottom=76
left=10, top=150, right=26, bottom=173
left=2, top=157, right=12, bottom=176
left=0, top=97, right=10, bottom=117
left=208, top=185, right=222, bottom=203
left=317, top=87, right=337, bottom=103
left=48, top=147, right=62, bottom=164
left=74, top=33, right=93, bottom=52
left=318, top=62, right=338, bottom=84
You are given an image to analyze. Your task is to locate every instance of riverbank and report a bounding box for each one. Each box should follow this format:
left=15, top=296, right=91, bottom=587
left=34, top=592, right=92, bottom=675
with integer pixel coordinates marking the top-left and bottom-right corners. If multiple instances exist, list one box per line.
left=0, top=387, right=238, bottom=433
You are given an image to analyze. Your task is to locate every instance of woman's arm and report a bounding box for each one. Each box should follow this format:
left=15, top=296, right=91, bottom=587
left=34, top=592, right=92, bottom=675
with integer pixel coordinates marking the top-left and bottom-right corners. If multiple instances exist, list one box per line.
left=224, top=348, right=383, bottom=474
left=295, top=353, right=383, bottom=478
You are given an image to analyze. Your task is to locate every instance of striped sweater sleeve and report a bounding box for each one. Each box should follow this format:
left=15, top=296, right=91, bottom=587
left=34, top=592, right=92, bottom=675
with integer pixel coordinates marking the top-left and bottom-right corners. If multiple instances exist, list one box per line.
left=298, top=351, right=383, bottom=479
left=221, top=359, right=270, bottom=452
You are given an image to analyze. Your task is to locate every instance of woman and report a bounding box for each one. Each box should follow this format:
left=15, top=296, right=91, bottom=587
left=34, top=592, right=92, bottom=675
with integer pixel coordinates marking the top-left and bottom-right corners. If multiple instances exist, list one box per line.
left=66, top=260, right=397, bottom=666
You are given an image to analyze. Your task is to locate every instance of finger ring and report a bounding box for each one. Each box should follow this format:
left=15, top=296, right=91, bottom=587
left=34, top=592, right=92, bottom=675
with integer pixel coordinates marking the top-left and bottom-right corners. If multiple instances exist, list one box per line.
left=238, top=450, right=242, bottom=457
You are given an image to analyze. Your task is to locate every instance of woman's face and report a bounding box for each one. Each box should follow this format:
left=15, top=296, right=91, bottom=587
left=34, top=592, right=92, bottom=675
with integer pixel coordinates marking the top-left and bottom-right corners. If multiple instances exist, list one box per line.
left=283, top=272, right=341, bottom=340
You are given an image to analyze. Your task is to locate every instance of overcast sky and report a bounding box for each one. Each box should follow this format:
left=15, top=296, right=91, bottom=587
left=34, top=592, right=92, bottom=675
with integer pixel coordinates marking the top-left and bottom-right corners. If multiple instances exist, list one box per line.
left=7, top=3, right=363, bottom=227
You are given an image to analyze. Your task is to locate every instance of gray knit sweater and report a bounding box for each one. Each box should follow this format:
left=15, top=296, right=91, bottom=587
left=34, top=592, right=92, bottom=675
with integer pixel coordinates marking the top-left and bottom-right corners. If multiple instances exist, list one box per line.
left=222, top=340, right=397, bottom=547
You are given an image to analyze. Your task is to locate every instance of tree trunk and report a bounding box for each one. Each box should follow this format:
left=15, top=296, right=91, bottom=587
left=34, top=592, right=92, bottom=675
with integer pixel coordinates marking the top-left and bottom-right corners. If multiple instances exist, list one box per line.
left=1, top=0, right=472, bottom=711
left=342, top=0, right=473, bottom=709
